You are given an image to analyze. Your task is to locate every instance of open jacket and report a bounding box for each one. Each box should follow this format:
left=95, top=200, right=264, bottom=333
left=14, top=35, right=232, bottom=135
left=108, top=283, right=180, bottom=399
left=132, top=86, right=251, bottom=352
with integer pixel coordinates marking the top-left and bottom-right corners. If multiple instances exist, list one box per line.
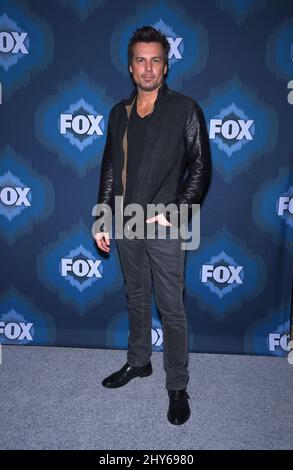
left=97, top=79, right=211, bottom=230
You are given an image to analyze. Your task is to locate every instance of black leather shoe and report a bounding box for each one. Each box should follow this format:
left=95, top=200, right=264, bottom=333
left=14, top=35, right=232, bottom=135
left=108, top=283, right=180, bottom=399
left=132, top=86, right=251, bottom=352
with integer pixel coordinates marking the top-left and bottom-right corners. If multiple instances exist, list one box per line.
left=101, top=361, right=152, bottom=388
left=167, top=389, right=190, bottom=425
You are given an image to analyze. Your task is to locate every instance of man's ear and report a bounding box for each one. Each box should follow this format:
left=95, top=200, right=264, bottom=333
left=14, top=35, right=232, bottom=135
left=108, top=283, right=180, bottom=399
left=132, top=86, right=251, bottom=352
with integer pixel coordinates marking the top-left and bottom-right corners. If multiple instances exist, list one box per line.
left=129, top=64, right=132, bottom=74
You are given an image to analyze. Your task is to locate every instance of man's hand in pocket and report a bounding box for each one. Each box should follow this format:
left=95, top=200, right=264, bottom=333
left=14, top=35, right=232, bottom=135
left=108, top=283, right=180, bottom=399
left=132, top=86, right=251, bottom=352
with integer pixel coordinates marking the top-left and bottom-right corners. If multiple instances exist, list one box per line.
left=146, top=213, right=172, bottom=226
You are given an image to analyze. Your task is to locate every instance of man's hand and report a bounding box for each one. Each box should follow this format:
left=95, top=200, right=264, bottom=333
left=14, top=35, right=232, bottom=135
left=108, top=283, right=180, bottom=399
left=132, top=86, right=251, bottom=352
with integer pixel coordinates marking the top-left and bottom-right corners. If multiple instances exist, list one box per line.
left=146, top=213, right=172, bottom=226
left=94, top=232, right=111, bottom=253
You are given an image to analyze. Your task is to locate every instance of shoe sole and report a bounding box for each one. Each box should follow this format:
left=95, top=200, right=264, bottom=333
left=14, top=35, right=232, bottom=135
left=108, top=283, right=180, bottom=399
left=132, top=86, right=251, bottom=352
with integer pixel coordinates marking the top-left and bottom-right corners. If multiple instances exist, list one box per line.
left=102, top=368, right=152, bottom=388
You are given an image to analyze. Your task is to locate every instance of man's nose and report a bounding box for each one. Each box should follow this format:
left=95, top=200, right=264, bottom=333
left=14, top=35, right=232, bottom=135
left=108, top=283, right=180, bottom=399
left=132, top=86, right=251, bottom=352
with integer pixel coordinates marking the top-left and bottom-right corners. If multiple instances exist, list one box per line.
left=145, top=62, right=153, bottom=72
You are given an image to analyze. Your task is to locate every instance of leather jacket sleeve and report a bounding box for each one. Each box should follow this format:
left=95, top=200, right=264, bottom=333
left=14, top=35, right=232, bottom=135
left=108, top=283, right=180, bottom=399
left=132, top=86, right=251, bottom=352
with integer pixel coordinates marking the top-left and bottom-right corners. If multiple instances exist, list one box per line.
left=98, top=109, right=114, bottom=207
left=165, top=103, right=212, bottom=225
left=96, top=108, right=114, bottom=232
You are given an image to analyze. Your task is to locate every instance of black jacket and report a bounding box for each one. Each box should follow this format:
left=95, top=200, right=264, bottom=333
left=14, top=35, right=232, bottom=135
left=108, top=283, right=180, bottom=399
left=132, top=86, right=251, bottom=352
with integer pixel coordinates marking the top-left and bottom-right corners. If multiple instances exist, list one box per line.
left=97, top=79, right=211, bottom=229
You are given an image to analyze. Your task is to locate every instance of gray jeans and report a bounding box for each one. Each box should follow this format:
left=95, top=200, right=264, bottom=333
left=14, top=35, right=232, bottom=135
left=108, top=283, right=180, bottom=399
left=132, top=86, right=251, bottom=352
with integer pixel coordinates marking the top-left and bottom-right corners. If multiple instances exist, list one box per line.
left=116, top=221, right=189, bottom=390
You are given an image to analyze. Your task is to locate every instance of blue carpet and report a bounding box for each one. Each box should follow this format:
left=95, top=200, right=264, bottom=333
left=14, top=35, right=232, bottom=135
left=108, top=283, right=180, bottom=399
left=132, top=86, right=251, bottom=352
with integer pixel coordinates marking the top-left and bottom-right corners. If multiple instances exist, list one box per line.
left=0, top=345, right=292, bottom=450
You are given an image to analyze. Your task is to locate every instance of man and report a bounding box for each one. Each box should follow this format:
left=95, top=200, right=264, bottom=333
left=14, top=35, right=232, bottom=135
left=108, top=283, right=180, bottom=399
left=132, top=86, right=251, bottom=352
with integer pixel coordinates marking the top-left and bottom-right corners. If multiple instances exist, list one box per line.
left=94, top=26, right=211, bottom=425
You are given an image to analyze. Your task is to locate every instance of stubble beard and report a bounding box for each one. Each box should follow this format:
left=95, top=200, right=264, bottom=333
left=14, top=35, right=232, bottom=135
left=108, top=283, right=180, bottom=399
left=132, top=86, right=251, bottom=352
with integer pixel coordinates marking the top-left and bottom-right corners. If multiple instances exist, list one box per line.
left=136, top=76, right=164, bottom=93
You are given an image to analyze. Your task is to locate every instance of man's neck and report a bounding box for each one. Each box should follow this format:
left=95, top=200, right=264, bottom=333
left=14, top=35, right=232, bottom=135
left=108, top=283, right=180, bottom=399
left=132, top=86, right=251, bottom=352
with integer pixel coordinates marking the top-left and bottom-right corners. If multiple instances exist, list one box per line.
left=136, top=82, right=162, bottom=107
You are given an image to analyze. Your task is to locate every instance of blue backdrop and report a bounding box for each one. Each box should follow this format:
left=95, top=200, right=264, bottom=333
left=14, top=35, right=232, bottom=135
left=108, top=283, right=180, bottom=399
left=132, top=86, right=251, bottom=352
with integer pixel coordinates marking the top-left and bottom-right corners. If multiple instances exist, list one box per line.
left=0, top=0, right=292, bottom=357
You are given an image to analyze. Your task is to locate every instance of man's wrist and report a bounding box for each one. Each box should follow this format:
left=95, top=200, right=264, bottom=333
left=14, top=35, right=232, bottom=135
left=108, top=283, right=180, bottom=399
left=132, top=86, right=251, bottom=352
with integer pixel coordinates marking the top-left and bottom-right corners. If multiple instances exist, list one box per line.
left=165, top=207, right=180, bottom=226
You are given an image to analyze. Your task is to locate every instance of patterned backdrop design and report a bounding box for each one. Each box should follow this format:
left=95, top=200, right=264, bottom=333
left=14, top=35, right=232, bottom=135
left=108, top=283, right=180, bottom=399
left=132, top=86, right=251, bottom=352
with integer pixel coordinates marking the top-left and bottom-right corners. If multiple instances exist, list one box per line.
left=1, top=0, right=292, bottom=356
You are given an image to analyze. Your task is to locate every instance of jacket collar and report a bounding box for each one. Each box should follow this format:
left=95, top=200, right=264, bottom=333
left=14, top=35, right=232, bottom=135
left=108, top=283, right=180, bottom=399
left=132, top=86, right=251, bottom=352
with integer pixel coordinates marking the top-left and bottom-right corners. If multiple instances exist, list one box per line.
left=121, top=79, right=169, bottom=106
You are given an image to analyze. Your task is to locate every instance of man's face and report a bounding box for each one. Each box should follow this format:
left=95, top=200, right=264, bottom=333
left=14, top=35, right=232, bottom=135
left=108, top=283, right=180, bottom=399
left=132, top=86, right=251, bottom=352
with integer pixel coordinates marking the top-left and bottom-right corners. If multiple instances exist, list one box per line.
left=129, top=42, right=167, bottom=92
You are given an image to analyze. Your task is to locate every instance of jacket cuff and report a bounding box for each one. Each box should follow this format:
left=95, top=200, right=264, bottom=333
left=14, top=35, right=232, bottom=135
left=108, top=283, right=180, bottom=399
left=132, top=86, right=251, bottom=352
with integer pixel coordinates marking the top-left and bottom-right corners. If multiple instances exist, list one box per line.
left=165, top=204, right=181, bottom=227
left=94, top=204, right=112, bottom=234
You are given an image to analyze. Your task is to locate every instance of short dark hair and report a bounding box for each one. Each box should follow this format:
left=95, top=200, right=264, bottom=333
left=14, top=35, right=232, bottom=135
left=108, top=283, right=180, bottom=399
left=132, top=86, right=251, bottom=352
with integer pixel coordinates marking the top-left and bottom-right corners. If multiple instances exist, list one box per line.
left=128, top=26, right=170, bottom=69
